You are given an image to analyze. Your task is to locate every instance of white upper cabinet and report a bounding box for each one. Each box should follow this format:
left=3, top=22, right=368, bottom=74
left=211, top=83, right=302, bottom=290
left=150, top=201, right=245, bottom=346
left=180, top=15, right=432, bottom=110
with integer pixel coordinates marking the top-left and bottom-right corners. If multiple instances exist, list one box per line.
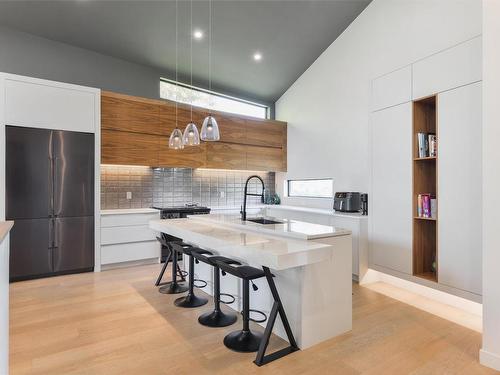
left=372, top=65, right=412, bottom=111
left=370, top=102, right=413, bottom=275
left=438, top=82, right=482, bottom=295
left=4, top=76, right=98, bottom=133
left=412, top=36, right=482, bottom=100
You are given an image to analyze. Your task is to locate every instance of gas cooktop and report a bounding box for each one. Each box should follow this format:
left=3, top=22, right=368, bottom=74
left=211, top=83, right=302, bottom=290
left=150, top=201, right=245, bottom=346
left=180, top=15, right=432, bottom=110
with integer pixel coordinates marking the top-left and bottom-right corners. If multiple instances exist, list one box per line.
left=152, top=205, right=210, bottom=212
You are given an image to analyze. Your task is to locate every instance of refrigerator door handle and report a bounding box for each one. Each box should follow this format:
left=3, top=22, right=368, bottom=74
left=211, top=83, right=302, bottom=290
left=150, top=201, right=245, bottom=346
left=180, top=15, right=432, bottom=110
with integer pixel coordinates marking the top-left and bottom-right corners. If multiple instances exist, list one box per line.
left=53, top=218, right=60, bottom=271
left=49, top=156, right=54, bottom=217
left=48, top=218, right=54, bottom=248
left=53, top=156, right=58, bottom=217
left=54, top=218, right=59, bottom=249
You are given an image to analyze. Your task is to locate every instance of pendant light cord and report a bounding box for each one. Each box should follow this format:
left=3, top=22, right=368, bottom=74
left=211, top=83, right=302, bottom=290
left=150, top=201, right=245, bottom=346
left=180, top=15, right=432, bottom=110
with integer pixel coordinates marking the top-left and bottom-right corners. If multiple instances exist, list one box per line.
left=209, top=0, right=212, bottom=94
left=190, top=0, right=193, bottom=122
left=175, top=0, right=178, bottom=129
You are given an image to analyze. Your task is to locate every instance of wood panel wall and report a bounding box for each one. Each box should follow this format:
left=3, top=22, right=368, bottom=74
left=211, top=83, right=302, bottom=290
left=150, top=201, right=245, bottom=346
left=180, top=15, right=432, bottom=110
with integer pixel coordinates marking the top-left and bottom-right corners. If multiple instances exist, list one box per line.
left=101, top=91, right=287, bottom=171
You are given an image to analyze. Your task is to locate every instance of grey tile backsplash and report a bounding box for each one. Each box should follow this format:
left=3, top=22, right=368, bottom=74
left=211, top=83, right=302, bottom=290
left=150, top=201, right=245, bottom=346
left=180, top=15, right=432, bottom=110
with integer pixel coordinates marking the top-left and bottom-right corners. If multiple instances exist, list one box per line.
left=101, top=165, right=275, bottom=210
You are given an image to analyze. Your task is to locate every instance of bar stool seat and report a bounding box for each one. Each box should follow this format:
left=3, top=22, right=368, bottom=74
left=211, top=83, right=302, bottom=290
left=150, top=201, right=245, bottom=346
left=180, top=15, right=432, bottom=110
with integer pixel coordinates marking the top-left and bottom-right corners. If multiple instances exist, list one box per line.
left=231, top=266, right=265, bottom=280
left=214, top=259, right=268, bottom=353
left=190, top=250, right=239, bottom=328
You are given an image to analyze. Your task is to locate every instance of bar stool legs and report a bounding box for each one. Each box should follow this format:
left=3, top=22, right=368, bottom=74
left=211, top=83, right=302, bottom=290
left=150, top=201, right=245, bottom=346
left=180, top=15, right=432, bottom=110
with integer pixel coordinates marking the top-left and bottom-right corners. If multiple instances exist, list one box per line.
left=159, top=244, right=188, bottom=295
left=223, top=280, right=263, bottom=352
left=198, top=265, right=237, bottom=327
left=174, top=254, right=208, bottom=307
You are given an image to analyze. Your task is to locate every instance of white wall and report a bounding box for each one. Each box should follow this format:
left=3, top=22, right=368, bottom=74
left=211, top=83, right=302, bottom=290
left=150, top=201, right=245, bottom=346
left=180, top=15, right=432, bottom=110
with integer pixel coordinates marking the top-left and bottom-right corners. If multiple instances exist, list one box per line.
left=480, top=0, right=500, bottom=371
left=275, top=0, right=481, bottom=209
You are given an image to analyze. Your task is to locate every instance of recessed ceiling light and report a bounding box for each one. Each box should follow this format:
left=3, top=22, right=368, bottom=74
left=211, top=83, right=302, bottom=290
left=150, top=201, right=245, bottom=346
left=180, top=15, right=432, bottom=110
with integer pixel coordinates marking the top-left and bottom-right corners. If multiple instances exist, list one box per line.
left=193, top=29, right=204, bottom=40
left=253, top=52, right=262, bottom=62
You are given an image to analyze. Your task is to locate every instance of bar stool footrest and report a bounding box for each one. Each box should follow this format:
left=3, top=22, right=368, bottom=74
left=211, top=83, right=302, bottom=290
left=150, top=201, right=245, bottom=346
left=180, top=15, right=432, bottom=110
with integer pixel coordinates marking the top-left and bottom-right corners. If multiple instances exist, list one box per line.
left=193, top=279, right=207, bottom=289
left=220, top=293, right=236, bottom=305
left=246, top=309, right=267, bottom=324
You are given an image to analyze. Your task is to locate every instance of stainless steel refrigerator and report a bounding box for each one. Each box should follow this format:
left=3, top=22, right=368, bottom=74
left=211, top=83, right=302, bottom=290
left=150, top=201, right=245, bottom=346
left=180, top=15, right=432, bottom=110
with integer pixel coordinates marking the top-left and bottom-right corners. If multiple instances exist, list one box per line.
left=6, top=126, right=94, bottom=281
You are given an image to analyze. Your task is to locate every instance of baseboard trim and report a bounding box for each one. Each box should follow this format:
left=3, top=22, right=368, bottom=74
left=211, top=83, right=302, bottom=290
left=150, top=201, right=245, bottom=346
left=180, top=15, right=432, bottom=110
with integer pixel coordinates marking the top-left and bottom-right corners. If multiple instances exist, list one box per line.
left=480, top=349, right=500, bottom=371
left=369, top=264, right=482, bottom=303
left=363, top=268, right=482, bottom=317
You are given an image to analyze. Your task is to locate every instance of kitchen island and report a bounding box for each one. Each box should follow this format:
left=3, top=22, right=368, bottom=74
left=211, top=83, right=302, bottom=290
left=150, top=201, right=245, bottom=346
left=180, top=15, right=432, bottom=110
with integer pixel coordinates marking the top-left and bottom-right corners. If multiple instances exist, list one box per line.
left=149, top=214, right=352, bottom=351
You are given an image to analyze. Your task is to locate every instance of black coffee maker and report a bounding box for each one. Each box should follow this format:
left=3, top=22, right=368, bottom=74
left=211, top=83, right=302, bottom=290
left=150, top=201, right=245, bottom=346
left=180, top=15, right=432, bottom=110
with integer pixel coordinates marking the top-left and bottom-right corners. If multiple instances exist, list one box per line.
left=360, top=193, right=368, bottom=215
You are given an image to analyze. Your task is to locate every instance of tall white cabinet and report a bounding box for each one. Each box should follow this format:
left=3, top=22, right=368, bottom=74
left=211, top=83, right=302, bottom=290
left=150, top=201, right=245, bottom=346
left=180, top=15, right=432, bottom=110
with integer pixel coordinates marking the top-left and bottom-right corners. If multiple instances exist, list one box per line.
left=371, top=103, right=412, bottom=275
left=438, top=82, right=482, bottom=295
left=370, top=37, right=482, bottom=300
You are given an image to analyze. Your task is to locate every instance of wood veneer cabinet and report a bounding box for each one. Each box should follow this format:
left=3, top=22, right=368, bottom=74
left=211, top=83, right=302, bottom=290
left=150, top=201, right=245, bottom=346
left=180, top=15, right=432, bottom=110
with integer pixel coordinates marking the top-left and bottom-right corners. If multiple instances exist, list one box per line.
left=101, top=91, right=287, bottom=171
left=101, top=129, right=160, bottom=166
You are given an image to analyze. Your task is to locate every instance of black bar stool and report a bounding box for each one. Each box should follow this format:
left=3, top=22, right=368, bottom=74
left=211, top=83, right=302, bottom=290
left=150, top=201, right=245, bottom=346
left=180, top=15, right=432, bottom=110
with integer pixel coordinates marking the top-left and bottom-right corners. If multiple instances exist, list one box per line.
left=214, top=259, right=268, bottom=353
left=155, top=235, right=187, bottom=287
left=190, top=249, right=239, bottom=328
left=171, top=243, right=209, bottom=308
left=157, top=238, right=189, bottom=295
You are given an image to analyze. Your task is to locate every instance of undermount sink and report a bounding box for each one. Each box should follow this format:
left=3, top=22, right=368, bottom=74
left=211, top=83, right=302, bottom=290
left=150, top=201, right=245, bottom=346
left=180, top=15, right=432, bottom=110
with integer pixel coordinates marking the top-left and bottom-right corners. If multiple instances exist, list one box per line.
left=246, top=217, right=284, bottom=225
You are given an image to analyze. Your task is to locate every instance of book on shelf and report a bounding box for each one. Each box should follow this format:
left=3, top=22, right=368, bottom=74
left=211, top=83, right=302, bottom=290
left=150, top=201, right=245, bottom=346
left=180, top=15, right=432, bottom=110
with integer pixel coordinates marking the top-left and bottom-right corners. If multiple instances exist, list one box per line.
left=428, top=134, right=437, bottom=157
left=416, top=194, right=436, bottom=219
left=416, top=132, right=437, bottom=158
left=430, top=198, right=437, bottom=219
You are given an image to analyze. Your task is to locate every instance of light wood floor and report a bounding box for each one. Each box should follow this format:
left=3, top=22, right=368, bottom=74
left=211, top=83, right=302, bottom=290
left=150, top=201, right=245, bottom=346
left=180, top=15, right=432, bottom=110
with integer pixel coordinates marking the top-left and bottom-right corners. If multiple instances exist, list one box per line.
left=10, top=264, right=497, bottom=375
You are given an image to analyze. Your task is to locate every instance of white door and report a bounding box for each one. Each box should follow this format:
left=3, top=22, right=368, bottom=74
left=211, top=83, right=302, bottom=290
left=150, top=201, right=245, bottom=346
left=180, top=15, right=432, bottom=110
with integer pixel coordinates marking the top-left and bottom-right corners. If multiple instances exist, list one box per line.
left=438, top=82, right=482, bottom=295
left=371, top=103, right=413, bottom=274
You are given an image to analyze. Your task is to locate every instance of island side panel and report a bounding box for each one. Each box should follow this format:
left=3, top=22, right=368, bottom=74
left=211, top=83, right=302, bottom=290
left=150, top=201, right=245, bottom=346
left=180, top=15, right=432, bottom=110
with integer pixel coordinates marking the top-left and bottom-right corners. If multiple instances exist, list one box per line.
left=300, top=234, right=352, bottom=348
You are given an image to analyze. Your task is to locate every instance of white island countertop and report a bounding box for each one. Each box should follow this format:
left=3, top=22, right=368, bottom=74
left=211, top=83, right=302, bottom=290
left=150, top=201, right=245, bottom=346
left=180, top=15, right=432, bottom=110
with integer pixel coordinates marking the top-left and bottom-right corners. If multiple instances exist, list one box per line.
left=149, top=214, right=351, bottom=270
left=187, top=213, right=351, bottom=240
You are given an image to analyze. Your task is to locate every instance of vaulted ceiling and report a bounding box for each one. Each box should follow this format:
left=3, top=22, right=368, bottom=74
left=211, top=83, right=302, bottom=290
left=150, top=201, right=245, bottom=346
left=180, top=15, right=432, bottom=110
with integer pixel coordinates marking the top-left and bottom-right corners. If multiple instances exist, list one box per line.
left=0, top=0, right=371, bottom=103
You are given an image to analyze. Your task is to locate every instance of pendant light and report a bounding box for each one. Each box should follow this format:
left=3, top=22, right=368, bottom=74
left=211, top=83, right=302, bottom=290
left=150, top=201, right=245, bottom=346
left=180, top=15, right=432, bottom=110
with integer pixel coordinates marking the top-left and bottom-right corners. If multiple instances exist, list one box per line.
left=201, top=0, right=220, bottom=141
left=183, top=0, right=201, bottom=146
left=169, top=0, right=184, bottom=150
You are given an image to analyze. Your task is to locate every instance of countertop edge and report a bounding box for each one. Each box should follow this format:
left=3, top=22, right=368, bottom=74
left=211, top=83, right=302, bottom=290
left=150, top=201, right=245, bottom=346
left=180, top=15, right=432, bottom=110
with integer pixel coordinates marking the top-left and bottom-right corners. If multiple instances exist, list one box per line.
left=101, top=208, right=160, bottom=215
left=0, top=221, right=14, bottom=243
left=267, top=205, right=369, bottom=220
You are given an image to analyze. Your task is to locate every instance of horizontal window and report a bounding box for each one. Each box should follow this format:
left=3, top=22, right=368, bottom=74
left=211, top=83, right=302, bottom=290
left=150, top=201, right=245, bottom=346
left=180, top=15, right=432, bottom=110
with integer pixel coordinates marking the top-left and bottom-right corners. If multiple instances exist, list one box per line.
left=287, top=179, right=333, bottom=198
left=160, top=79, right=268, bottom=119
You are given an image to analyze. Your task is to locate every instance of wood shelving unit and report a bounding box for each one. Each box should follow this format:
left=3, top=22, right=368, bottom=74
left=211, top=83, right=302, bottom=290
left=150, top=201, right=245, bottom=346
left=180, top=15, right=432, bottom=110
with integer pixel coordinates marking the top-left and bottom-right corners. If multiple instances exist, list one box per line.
left=412, top=96, right=438, bottom=282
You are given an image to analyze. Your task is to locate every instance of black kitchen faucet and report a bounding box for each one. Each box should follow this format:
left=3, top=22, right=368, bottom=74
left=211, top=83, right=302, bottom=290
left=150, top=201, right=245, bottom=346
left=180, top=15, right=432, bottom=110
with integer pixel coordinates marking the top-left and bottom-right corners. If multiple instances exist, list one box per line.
left=240, top=175, right=265, bottom=221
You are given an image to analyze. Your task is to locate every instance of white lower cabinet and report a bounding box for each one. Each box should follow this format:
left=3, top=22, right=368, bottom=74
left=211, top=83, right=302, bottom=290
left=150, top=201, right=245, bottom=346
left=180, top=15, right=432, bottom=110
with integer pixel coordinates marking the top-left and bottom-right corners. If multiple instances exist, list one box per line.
left=264, top=206, right=368, bottom=281
left=371, top=103, right=413, bottom=275
left=100, top=210, right=160, bottom=267
left=438, top=82, right=482, bottom=295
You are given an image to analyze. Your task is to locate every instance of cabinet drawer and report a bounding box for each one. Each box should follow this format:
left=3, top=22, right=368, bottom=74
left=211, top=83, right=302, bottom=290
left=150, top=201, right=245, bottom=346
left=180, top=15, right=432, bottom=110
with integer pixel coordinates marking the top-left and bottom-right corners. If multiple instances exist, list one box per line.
left=101, top=241, right=160, bottom=265
left=412, top=36, right=481, bottom=99
left=101, top=213, right=159, bottom=227
left=101, top=225, right=157, bottom=245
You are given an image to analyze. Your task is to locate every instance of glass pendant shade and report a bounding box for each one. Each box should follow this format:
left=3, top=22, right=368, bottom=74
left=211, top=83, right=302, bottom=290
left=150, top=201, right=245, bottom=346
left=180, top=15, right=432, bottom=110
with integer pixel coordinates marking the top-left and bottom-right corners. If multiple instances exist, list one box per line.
left=169, top=128, right=184, bottom=149
left=182, top=122, right=200, bottom=146
left=201, top=114, right=220, bottom=141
